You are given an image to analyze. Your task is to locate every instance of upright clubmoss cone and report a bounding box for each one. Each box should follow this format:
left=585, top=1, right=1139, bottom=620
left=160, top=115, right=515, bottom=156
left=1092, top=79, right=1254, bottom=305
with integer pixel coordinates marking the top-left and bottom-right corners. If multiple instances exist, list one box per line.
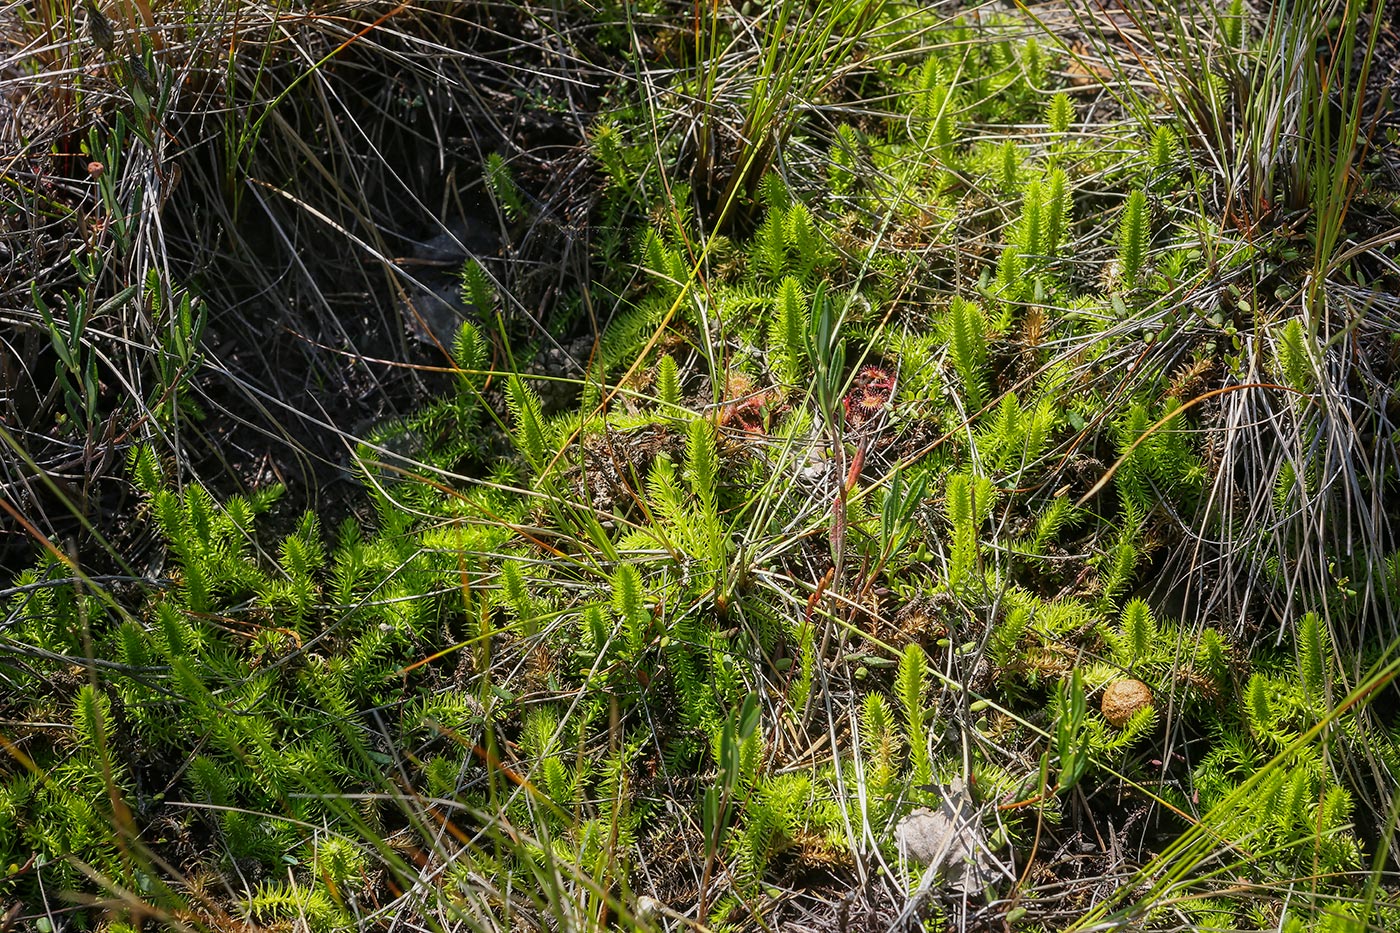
left=1102, top=679, right=1153, bottom=727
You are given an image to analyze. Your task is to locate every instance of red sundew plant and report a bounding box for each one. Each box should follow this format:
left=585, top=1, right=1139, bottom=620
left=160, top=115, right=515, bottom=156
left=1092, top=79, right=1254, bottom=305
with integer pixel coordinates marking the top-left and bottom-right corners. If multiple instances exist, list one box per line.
left=842, top=364, right=895, bottom=427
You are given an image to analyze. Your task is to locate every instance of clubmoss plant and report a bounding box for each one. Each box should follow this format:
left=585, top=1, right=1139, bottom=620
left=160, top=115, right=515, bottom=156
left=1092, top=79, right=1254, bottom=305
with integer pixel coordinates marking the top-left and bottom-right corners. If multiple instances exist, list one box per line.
left=7, top=2, right=1400, bottom=928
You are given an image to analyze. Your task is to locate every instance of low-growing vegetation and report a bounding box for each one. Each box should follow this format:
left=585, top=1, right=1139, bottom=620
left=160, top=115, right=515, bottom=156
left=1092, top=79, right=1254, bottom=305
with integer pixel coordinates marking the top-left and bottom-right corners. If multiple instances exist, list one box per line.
left=4, top=1, right=1400, bottom=930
